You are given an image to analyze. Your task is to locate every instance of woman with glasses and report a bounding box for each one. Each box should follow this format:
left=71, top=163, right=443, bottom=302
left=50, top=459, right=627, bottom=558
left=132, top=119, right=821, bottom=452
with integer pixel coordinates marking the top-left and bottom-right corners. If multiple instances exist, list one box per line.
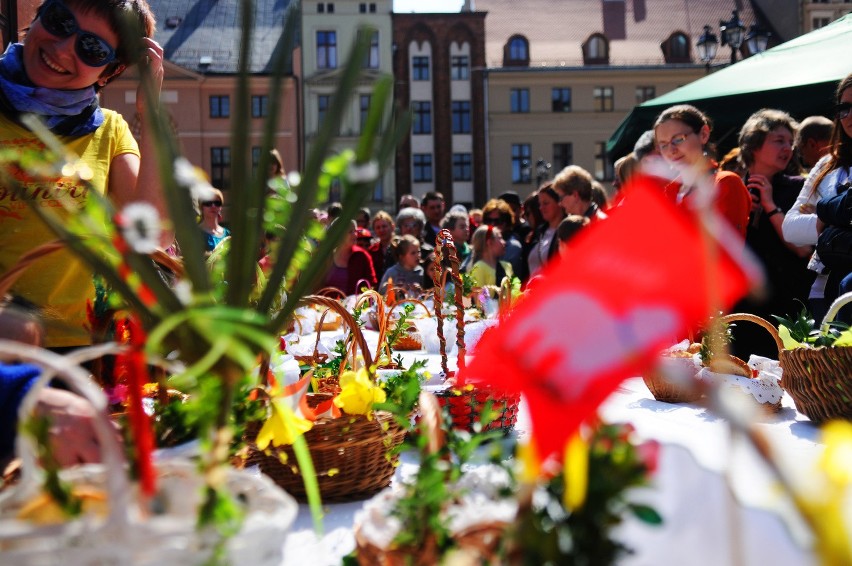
left=199, top=189, right=230, bottom=254
left=0, top=0, right=162, bottom=349
left=481, top=198, right=524, bottom=280
left=783, top=73, right=852, bottom=322
left=653, top=104, right=751, bottom=239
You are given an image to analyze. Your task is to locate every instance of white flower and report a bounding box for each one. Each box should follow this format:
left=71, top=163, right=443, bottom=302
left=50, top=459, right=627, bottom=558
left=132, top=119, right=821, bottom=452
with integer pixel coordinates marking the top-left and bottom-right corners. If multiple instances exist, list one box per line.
left=173, top=157, right=216, bottom=203
left=346, top=160, right=379, bottom=184
left=286, top=171, right=301, bottom=188
left=118, top=202, right=161, bottom=254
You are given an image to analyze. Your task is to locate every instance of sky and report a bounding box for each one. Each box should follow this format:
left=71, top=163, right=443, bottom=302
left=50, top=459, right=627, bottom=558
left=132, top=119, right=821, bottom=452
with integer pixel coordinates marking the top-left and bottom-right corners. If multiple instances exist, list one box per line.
left=393, top=0, right=464, bottom=13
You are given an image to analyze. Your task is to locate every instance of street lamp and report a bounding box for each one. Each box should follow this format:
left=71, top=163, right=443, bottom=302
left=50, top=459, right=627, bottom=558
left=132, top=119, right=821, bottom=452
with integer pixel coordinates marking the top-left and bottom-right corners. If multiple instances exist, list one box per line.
left=535, top=158, right=551, bottom=187
left=695, top=25, right=719, bottom=74
left=719, top=9, right=745, bottom=65
left=520, top=159, right=531, bottom=184
left=745, top=23, right=771, bottom=56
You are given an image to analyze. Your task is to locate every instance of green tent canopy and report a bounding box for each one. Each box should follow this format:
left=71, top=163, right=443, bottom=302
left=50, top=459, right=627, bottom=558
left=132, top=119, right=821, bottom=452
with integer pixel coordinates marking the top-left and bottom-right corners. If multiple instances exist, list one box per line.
left=607, top=13, right=852, bottom=160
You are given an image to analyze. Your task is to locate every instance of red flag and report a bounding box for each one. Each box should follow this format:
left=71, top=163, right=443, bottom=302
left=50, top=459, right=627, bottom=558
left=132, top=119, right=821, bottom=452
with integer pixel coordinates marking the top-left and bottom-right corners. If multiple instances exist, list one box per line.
left=463, top=175, right=757, bottom=460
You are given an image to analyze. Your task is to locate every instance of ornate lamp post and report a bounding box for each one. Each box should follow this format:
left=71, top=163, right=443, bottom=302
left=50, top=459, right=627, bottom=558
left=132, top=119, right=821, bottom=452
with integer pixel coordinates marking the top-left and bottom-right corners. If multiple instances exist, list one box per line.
left=719, top=9, right=745, bottom=65
left=696, top=25, right=719, bottom=74
left=745, top=23, right=771, bottom=56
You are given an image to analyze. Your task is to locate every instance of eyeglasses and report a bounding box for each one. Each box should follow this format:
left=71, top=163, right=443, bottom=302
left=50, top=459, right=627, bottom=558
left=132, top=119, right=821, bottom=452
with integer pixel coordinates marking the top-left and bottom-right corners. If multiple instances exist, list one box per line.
left=657, top=131, right=694, bottom=153
left=400, top=222, right=419, bottom=230
left=483, top=216, right=503, bottom=225
left=38, top=0, right=117, bottom=67
left=201, top=200, right=223, bottom=207
left=837, top=103, right=852, bottom=120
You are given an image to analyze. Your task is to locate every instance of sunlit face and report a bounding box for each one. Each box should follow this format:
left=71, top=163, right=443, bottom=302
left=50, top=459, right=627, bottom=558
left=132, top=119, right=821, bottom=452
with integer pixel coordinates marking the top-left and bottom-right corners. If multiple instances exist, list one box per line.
left=449, top=218, right=470, bottom=244
left=751, top=127, right=794, bottom=175
left=422, top=198, right=445, bottom=224
left=400, top=245, right=421, bottom=269
left=372, top=218, right=394, bottom=243
left=538, top=192, right=562, bottom=224
left=559, top=191, right=583, bottom=216
left=487, top=228, right=505, bottom=258
left=655, top=119, right=709, bottom=171
left=23, top=2, right=120, bottom=90
left=840, top=86, right=852, bottom=140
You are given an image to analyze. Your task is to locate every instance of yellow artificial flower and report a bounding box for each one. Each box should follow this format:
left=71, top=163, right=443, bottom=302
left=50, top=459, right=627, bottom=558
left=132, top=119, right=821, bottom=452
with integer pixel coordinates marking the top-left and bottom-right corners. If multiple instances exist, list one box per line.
left=255, top=398, right=313, bottom=450
left=333, top=368, right=386, bottom=418
left=821, top=421, right=852, bottom=486
left=563, top=432, right=589, bottom=512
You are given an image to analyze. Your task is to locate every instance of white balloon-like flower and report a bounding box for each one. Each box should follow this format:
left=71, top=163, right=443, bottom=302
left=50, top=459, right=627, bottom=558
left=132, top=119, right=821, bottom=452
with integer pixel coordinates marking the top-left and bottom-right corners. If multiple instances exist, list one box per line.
left=346, top=160, right=379, bottom=184
left=174, top=157, right=217, bottom=203
left=118, top=202, right=161, bottom=254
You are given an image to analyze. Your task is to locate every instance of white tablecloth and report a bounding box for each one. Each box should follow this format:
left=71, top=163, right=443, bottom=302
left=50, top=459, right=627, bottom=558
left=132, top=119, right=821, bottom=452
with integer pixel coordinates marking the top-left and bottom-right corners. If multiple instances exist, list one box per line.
left=278, top=333, right=823, bottom=565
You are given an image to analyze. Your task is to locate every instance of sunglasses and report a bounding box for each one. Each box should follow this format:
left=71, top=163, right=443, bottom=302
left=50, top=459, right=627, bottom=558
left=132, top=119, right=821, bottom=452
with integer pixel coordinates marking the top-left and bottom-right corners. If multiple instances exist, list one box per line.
left=38, top=0, right=117, bottom=67
left=483, top=216, right=503, bottom=225
left=837, top=103, right=852, bottom=120
left=201, top=200, right=223, bottom=207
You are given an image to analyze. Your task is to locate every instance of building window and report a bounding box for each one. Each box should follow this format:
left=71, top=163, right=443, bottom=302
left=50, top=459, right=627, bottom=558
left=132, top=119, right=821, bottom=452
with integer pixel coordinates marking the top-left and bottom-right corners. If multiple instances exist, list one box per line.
left=553, top=143, right=573, bottom=170
left=251, top=146, right=261, bottom=173
left=211, top=147, right=231, bottom=189
left=362, top=30, right=379, bottom=69
left=812, top=16, right=831, bottom=29
left=412, top=101, right=431, bottom=134
left=452, top=153, right=472, bottom=181
left=318, top=95, right=330, bottom=127
left=594, top=141, right=613, bottom=181
left=662, top=32, right=690, bottom=63
left=635, top=86, right=655, bottom=104
left=551, top=88, right=571, bottom=112
left=318, top=3, right=324, bottom=12
left=251, top=95, right=268, bottom=118
left=511, top=144, right=532, bottom=183
left=412, top=56, right=430, bottom=80
left=510, top=88, right=530, bottom=113
left=359, top=3, right=366, bottom=12
left=209, top=95, right=229, bottom=118
left=372, top=177, right=383, bottom=201
left=413, top=153, right=433, bottom=182
left=359, top=94, right=371, bottom=131
left=593, top=86, right=614, bottom=112
left=317, top=31, right=337, bottom=69
left=327, top=3, right=335, bottom=13
left=451, top=101, right=471, bottom=134
left=370, top=3, right=376, bottom=12
left=583, top=33, right=609, bottom=64
left=451, top=55, right=469, bottom=80
left=506, top=35, right=529, bottom=65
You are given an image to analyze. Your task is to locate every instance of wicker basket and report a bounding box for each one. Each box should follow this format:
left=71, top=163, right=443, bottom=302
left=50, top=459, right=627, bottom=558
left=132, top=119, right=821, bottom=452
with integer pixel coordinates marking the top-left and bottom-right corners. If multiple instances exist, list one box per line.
left=642, top=351, right=703, bottom=403
left=428, top=231, right=520, bottom=433
left=0, top=341, right=296, bottom=566
left=246, top=296, right=407, bottom=501
left=244, top=410, right=406, bottom=502
left=780, top=292, right=852, bottom=422
left=354, top=391, right=510, bottom=564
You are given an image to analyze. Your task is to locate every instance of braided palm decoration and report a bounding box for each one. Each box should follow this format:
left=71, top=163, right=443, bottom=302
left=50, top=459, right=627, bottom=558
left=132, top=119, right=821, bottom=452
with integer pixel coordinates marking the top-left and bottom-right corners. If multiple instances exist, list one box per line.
left=430, top=229, right=467, bottom=379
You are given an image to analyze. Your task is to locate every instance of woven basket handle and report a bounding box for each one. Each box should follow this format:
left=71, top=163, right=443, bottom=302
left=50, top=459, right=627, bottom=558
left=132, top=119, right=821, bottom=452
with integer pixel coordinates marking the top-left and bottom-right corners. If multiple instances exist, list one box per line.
left=300, top=294, right=374, bottom=371
left=0, top=341, right=131, bottom=527
left=717, top=313, right=784, bottom=355
left=822, top=291, right=852, bottom=330
left=417, top=391, right=445, bottom=458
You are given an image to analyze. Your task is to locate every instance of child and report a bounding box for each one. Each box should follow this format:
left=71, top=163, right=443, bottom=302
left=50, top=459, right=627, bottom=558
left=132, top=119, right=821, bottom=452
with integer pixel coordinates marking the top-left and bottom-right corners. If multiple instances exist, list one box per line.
left=557, top=214, right=590, bottom=255
left=379, top=235, right=425, bottom=293
left=467, top=225, right=510, bottom=288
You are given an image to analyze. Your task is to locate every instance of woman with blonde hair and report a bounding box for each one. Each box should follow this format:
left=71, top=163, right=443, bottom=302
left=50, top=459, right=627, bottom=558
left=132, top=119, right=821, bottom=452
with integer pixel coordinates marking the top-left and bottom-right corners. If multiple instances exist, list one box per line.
left=467, top=224, right=508, bottom=288
left=199, top=188, right=230, bottom=253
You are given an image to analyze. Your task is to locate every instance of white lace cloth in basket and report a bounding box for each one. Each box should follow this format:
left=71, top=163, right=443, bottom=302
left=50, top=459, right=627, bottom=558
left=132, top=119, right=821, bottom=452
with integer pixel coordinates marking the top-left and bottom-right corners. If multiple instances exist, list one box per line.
left=696, top=355, right=784, bottom=406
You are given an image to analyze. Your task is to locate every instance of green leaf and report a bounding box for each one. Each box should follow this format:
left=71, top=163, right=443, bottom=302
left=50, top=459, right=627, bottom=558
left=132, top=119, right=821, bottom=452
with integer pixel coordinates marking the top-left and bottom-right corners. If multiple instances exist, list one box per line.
left=628, top=503, right=663, bottom=525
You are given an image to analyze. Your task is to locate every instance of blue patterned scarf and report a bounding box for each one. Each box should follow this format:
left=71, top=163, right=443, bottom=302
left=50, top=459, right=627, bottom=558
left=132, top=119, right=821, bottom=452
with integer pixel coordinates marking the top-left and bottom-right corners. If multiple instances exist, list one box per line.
left=0, top=43, right=103, bottom=136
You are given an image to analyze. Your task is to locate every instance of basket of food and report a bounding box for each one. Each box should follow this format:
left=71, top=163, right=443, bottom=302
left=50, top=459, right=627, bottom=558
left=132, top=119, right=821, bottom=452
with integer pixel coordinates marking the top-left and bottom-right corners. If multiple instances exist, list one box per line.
left=643, top=313, right=785, bottom=412
left=0, top=341, right=297, bottom=566
left=428, top=230, right=520, bottom=433
left=353, top=391, right=515, bottom=564
left=779, top=292, right=852, bottom=422
left=245, top=295, right=408, bottom=502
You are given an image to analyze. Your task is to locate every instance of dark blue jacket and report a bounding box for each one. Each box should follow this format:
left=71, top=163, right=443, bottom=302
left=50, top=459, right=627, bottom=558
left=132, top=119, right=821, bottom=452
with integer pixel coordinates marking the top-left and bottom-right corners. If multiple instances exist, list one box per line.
left=0, top=363, right=41, bottom=460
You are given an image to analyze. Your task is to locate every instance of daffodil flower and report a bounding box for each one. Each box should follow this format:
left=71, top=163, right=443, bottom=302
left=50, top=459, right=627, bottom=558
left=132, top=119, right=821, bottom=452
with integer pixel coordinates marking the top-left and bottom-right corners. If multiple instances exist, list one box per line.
left=333, top=368, right=386, bottom=418
left=255, top=398, right=313, bottom=449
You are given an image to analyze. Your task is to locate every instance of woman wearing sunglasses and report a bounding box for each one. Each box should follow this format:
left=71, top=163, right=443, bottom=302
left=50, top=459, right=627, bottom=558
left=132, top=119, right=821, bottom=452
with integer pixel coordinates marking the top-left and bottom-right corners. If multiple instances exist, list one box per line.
left=199, top=189, right=230, bottom=254
left=0, top=0, right=163, bottom=348
left=653, top=104, right=751, bottom=239
left=782, top=72, right=852, bottom=322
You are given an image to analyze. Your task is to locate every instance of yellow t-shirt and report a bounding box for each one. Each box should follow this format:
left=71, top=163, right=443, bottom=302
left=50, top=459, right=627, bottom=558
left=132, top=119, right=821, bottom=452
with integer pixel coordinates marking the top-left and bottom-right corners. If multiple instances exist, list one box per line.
left=0, top=109, right=140, bottom=347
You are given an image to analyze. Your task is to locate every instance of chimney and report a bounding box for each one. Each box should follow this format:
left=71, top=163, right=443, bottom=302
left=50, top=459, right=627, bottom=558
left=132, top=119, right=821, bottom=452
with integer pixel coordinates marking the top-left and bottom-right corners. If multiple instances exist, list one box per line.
left=602, top=0, right=626, bottom=40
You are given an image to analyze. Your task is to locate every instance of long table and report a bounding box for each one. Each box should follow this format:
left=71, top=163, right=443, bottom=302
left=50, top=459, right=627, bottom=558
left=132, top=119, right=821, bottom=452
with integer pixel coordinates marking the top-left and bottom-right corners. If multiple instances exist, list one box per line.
left=278, top=333, right=822, bottom=565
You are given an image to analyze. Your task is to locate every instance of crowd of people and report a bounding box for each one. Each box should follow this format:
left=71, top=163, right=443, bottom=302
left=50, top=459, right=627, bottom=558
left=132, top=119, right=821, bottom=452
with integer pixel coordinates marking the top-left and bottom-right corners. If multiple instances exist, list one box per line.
left=1, top=0, right=851, bottom=468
